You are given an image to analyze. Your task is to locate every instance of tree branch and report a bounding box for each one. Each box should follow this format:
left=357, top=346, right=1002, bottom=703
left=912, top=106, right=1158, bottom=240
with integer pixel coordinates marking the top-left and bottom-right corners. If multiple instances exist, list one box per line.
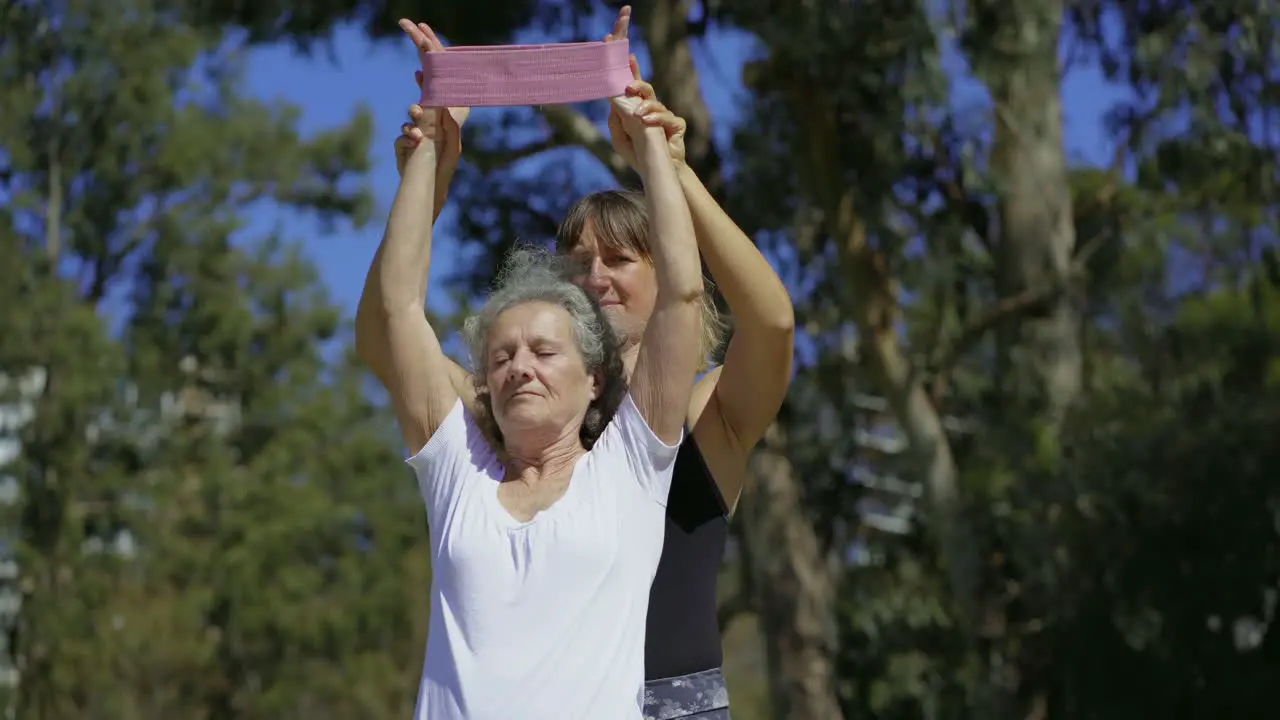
left=629, top=0, right=722, bottom=190
left=535, top=105, right=632, bottom=182
left=931, top=285, right=1058, bottom=375
left=931, top=122, right=992, bottom=252
left=530, top=0, right=720, bottom=190
left=468, top=138, right=564, bottom=173
left=928, top=204, right=1117, bottom=376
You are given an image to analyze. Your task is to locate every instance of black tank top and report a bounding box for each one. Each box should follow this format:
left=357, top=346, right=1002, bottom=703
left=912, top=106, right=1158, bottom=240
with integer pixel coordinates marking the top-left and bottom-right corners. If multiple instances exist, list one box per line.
left=644, top=436, right=730, bottom=680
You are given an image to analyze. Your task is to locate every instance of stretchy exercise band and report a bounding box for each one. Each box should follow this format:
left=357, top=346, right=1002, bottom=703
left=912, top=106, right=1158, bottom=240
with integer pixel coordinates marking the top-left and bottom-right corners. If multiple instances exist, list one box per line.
left=419, top=40, right=633, bottom=107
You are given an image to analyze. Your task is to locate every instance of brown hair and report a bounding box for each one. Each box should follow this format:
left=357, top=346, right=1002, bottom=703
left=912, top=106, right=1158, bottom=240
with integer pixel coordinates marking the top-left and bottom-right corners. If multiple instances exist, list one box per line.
left=555, top=189, right=727, bottom=370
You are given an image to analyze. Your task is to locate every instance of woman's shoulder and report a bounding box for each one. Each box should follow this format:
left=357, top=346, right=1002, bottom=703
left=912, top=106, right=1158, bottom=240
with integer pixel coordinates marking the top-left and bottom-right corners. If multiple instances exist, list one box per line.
left=584, top=392, right=682, bottom=504
left=408, top=398, right=501, bottom=476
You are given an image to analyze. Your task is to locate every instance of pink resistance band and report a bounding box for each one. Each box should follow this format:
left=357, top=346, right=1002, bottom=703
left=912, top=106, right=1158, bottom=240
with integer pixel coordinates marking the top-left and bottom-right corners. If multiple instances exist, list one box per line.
left=418, top=40, right=633, bottom=107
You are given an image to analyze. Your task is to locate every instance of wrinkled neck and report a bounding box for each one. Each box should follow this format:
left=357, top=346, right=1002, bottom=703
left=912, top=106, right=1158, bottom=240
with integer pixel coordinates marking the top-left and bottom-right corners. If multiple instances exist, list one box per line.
left=502, top=425, right=584, bottom=482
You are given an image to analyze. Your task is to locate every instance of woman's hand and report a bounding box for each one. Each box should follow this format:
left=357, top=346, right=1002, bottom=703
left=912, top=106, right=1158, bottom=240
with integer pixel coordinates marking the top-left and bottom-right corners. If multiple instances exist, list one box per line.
left=397, top=19, right=470, bottom=173
left=395, top=102, right=461, bottom=177
left=631, top=84, right=687, bottom=168
left=394, top=133, right=416, bottom=178
left=608, top=59, right=688, bottom=172
left=395, top=101, right=459, bottom=173
left=609, top=93, right=668, bottom=179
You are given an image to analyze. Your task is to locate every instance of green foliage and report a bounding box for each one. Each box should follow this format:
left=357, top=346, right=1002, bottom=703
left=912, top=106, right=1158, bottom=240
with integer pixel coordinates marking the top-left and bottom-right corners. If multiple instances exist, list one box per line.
left=1045, top=275, right=1280, bottom=718
left=0, top=0, right=428, bottom=717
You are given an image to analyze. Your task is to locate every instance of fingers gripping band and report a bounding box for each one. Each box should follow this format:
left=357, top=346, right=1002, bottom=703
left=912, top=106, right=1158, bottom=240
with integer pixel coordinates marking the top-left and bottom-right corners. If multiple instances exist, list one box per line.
left=418, top=40, right=633, bottom=107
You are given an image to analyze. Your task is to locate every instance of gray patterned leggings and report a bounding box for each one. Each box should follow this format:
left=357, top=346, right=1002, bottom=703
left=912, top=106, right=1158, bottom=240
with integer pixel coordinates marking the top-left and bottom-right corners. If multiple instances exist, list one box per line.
left=642, top=667, right=731, bottom=720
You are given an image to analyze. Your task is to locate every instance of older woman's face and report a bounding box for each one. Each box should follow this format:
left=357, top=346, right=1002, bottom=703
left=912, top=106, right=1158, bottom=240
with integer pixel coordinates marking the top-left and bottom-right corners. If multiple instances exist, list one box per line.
left=566, top=221, right=656, bottom=351
left=485, top=301, right=600, bottom=442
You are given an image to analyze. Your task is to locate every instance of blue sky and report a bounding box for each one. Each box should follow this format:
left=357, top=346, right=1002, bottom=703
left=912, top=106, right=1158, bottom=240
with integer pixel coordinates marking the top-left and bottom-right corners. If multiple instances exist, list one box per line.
left=240, top=18, right=1131, bottom=321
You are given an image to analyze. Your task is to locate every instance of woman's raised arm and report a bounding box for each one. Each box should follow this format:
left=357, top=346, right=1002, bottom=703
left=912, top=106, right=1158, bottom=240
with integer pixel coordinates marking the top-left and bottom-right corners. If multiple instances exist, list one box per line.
left=357, top=23, right=476, bottom=419
left=613, top=96, right=705, bottom=446
left=611, top=70, right=795, bottom=510
left=354, top=21, right=461, bottom=454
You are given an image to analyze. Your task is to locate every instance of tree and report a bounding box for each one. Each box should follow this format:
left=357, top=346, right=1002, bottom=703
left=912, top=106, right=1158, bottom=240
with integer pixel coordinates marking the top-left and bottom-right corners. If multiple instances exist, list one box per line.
left=0, top=0, right=432, bottom=716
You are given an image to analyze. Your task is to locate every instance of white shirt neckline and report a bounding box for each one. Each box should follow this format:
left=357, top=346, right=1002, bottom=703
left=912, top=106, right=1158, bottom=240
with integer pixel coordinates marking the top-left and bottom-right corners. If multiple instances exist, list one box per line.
left=482, top=455, right=589, bottom=531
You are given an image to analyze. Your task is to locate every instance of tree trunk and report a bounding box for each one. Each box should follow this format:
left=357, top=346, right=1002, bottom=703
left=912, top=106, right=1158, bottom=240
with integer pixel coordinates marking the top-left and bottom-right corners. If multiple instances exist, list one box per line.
left=985, top=0, right=1081, bottom=427
left=741, top=423, right=844, bottom=720
left=975, top=0, right=1081, bottom=715
left=783, top=73, right=985, bottom=640
left=627, top=0, right=722, bottom=192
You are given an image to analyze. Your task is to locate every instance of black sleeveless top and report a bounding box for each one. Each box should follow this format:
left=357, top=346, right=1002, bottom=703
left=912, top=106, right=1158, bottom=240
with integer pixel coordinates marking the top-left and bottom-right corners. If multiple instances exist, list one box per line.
left=644, top=436, right=730, bottom=680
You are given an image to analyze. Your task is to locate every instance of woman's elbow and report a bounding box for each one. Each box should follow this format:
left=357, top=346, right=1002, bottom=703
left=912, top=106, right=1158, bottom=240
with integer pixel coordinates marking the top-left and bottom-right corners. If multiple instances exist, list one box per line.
left=739, top=296, right=795, bottom=337
left=354, top=311, right=387, bottom=365
left=354, top=331, right=377, bottom=368
left=763, top=301, right=795, bottom=334
left=658, top=284, right=707, bottom=309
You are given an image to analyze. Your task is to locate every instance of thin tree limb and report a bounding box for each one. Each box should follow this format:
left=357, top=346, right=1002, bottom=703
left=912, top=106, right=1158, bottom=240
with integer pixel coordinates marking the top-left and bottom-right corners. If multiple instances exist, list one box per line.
left=535, top=105, right=632, bottom=181
left=469, top=138, right=564, bottom=173
left=928, top=190, right=1120, bottom=376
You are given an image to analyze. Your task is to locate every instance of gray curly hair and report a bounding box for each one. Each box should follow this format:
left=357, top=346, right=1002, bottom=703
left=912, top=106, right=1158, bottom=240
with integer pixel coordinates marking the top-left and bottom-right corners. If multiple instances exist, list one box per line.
left=460, top=247, right=627, bottom=449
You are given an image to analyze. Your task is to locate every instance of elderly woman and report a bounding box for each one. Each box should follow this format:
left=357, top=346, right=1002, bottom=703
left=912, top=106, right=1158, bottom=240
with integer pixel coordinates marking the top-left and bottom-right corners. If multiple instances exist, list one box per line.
left=353, top=18, right=707, bottom=720
left=392, top=13, right=795, bottom=719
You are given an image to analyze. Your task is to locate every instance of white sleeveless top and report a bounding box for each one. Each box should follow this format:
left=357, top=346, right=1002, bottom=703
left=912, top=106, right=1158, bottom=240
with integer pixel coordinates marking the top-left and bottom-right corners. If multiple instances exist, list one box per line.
left=407, top=393, right=679, bottom=720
